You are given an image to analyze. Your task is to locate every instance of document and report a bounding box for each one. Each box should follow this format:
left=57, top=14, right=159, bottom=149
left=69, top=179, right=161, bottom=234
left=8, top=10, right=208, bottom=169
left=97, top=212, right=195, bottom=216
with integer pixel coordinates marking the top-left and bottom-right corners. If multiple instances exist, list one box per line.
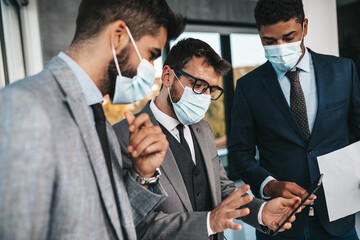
left=317, top=141, right=360, bottom=222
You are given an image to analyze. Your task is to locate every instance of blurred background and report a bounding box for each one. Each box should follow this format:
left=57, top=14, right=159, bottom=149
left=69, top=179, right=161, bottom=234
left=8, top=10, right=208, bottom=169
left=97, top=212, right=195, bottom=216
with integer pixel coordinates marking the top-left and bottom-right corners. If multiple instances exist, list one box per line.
left=1, top=0, right=359, bottom=239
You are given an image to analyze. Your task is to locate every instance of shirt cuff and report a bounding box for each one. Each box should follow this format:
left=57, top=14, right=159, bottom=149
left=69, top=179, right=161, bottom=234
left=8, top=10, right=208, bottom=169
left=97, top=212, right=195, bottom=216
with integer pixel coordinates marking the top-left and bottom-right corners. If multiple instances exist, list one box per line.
left=260, top=176, right=276, bottom=199
left=207, top=211, right=216, bottom=236
left=258, top=202, right=266, bottom=226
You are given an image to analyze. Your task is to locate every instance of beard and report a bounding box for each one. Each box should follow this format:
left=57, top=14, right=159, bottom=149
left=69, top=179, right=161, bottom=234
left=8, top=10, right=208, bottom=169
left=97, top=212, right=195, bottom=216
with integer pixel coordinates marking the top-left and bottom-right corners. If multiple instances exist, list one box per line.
left=167, top=81, right=182, bottom=114
left=106, top=45, right=138, bottom=99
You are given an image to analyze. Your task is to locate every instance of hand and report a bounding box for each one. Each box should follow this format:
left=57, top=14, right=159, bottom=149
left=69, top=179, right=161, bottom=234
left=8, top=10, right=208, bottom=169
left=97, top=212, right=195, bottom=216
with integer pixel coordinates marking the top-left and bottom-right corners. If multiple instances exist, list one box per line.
left=262, top=197, right=302, bottom=232
left=126, top=112, right=169, bottom=178
left=264, top=180, right=316, bottom=205
left=210, top=185, right=253, bottom=233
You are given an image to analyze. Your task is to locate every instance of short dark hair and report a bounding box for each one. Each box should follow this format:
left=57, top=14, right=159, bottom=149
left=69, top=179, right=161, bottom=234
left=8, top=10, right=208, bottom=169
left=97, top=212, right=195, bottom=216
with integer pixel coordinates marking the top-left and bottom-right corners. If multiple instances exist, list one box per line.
left=164, top=38, right=231, bottom=76
left=254, top=0, right=305, bottom=29
left=72, top=0, right=186, bottom=45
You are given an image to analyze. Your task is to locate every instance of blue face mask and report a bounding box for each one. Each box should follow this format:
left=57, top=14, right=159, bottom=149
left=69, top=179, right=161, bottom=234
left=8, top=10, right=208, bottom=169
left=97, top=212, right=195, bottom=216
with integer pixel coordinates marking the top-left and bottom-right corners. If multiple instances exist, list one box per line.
left=169, top=71, right=211, bottom=125
left=111, top=26, right=156, bottom=104
left=263, top=24, right=305, bottom=72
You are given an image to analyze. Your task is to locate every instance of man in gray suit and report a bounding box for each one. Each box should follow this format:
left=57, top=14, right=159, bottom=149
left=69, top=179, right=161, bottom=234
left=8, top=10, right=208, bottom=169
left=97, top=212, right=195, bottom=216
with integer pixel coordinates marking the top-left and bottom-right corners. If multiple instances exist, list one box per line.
left=113, top=38, right=303, bottom=240
left=0, top=0, right=185, bottom=239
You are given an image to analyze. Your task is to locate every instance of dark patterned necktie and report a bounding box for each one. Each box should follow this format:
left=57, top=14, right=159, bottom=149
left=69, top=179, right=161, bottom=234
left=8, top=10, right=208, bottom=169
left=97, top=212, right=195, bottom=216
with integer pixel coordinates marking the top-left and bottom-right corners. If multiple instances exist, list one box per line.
left=176, top=123, right=191, bottom=155
left=286, top=68, right=310, bottom=141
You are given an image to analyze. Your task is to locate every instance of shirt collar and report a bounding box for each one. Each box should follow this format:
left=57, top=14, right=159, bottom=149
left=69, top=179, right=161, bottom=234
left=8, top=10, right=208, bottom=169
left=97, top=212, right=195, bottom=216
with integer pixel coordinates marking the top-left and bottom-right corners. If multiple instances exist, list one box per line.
left=273, top=47, right=311, bottom=80
left=150, top=98, right=180, bottom=132
left=58, top=52, right=103, bottom=105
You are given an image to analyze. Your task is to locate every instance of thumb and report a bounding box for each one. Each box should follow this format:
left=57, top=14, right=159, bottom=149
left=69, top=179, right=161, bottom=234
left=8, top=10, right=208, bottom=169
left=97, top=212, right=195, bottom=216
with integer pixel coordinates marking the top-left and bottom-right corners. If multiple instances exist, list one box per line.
left=125, top=112, right=136, bottom=131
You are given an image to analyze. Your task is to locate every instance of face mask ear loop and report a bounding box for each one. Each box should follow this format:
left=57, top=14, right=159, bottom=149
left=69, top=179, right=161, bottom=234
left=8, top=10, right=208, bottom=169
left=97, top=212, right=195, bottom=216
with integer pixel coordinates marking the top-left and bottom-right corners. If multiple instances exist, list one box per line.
left=172, top=70, right=186, bottom=89
left=111, top=40, right=122, bottom=76
left=126, top=26, right=142, bottom=62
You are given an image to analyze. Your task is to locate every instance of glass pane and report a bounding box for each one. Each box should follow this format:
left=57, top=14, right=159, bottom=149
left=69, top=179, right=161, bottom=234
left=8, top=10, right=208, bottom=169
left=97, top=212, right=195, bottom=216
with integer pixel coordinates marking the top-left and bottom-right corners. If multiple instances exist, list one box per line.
left=0, top=39, right=5, bottom=88
left=230, top=33, right=266, bottom=85
left=170, top=32, right=226, bottom=149
left=1, top=0, right=25, bottom=84
left=104, top=57, right=163, bottom=125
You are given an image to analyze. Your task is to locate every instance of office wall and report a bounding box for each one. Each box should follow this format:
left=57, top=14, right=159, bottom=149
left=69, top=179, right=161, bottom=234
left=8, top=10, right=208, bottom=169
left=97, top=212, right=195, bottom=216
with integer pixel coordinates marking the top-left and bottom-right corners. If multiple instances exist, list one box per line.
left=303, top=0, right=339, bottom=56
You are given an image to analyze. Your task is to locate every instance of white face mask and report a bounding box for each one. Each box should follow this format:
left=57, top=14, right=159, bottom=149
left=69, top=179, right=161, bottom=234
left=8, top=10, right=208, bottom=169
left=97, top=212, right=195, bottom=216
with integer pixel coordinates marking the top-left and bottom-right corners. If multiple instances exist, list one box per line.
left=263, top=23, right=305, bottom=72
left=169, top=71, right=211, bottom=125
left=110, top=26, right=156, bottom=104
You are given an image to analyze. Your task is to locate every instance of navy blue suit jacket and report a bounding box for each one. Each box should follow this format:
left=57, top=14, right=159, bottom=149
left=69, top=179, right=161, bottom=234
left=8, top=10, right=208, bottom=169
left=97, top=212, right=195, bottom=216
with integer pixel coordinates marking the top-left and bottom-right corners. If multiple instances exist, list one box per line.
left=228, top=49, right=360, bottom=237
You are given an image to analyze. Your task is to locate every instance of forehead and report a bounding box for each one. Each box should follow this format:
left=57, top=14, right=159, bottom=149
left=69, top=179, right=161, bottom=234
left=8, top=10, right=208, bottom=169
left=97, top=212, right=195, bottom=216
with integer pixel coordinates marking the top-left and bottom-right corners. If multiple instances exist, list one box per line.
left=182, top=56, right=220, bottom=86
left=259, top=18, right=302, bottom=38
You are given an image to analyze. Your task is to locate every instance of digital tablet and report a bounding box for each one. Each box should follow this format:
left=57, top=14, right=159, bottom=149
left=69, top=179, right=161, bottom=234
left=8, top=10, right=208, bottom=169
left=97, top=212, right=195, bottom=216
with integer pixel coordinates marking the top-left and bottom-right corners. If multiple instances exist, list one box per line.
left=272, top=174, right=324, bottom=236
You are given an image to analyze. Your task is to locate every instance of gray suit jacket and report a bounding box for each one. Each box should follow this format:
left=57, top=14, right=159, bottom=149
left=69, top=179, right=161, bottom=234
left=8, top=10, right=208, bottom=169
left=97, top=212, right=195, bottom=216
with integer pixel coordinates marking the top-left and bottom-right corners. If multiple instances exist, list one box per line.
left=113, top=102, right=267, bottom=240
left=0, top=57, right=166, bottom=240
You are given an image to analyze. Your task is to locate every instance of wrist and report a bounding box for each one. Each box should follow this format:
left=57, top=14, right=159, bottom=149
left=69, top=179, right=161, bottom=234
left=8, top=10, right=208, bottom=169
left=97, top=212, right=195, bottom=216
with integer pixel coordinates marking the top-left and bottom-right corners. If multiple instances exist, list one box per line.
left=130, top=168, right=161, bottom=186
left=264, top=180, right=277, bottom=197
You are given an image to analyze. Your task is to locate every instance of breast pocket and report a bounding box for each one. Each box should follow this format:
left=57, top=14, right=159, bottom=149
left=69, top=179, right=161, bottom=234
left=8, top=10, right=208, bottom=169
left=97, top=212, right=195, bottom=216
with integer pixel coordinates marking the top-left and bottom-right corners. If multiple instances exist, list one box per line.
left=326, top=98, right=347, bottom=110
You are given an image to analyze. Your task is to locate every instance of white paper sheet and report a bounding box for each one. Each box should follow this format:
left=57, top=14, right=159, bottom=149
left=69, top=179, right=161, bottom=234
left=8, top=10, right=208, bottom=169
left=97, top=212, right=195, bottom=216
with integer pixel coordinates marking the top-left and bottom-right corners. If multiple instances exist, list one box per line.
left=317, top=141, right=360, bottom=222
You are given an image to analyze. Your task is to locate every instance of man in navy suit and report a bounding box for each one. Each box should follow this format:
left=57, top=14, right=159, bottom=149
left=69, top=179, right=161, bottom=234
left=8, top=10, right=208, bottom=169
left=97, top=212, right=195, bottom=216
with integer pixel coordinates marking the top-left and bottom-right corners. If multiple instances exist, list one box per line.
left=228, top=0, right=360, bottom=239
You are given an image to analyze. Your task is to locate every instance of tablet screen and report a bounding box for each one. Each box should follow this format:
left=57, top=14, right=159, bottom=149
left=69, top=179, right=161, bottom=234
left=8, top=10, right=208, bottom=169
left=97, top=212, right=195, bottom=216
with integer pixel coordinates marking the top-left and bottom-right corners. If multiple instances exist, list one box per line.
left=272, top=174, right=324, bottom=236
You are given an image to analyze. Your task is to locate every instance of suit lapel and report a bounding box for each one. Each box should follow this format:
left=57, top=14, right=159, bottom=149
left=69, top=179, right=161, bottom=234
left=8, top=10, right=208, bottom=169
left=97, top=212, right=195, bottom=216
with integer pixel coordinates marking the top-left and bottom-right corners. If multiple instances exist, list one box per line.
left=261, top=61, right=307, bottom=142
left=308, top=50, right=329, bottom=144
left=47, top=57, right=122, bottom=239
left=190, top=123, right=219, bottom=207
left=139, top=102, right=193, bottom=211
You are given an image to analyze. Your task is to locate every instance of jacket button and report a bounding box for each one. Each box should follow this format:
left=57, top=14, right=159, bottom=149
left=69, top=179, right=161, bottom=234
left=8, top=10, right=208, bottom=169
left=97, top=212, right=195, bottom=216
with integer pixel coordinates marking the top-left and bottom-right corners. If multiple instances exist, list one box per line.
left=194, top=170, right=200, bottom=177
left=308, top=147, right=313, bottom=154
left=196, top=192, right=200, bottom=197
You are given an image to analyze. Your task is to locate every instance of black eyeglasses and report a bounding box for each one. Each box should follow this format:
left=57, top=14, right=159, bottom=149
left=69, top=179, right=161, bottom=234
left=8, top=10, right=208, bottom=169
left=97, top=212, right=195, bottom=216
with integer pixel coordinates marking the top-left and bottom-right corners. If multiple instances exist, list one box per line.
left=175, top=70, right=225, bottom=100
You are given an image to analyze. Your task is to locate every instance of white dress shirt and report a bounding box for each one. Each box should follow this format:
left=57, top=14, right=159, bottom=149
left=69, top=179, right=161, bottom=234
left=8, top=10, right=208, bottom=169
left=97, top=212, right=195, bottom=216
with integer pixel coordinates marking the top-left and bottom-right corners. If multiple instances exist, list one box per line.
left=58, top=52, right=103, bottom=123
left=260, top=48, right=318, bottom=198
left=150, top=99, right=265, bottom=235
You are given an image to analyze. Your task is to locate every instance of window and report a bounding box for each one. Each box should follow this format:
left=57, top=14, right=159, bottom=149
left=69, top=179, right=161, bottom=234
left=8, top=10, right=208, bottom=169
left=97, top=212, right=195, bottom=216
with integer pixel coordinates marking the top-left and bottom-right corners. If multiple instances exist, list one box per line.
left=0, top=0, right=26, bottom=87
left=230, top=33, right=266, bottom=85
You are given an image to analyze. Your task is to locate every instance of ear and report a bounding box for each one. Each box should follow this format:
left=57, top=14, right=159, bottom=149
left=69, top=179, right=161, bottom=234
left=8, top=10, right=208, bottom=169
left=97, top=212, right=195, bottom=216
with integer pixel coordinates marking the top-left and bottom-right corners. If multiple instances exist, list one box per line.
left=303, top=18, right=308, bottom=37
left=161, top=65, right=174, bottom=88
left=110, top=20, right=129, bottom=55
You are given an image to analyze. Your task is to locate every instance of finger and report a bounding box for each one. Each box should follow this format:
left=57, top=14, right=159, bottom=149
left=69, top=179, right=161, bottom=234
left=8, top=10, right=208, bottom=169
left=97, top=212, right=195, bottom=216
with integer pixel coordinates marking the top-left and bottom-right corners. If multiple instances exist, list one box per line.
left=129, top=126, right=163, bottom=151
left=140, top=138, right=169, bottom=157
left=279, top=222, right=292, bottom=231
left=129, top=113, right=153, bottom=132
left=222, top=185, right=250, bottom=205
left=287, top=183, right=307, bottom=198
left=228, top=193, right=253, bottom=210
left=125, top=112, right=136, bottom=132
left=226, top=208, right=250, bottom=219
left=133, top=134, right=167, bottom=158
left=304, top=194, right=317, bottom=205
left=226, top=221, right=242, bottom=231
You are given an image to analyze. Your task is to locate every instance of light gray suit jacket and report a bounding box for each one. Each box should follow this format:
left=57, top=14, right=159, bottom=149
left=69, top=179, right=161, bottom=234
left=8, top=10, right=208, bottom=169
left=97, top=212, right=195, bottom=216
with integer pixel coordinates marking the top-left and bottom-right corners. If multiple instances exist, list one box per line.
left=0, top=57, right=166, bottom=240
left=113, top=102, right=267, bottom=240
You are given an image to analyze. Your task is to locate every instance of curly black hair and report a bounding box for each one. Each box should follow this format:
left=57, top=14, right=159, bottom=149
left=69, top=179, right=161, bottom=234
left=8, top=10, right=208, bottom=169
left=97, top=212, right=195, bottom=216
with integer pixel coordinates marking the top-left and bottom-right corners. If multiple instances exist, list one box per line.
left=254, top=0, right=305, bottom=28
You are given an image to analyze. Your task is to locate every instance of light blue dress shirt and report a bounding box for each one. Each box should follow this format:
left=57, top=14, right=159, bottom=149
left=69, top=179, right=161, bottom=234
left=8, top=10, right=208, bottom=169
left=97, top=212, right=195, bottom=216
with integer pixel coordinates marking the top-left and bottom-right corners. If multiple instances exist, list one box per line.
left=260, top=48, right=318, bottom=198
left=58, top=52, right=104, bottom=121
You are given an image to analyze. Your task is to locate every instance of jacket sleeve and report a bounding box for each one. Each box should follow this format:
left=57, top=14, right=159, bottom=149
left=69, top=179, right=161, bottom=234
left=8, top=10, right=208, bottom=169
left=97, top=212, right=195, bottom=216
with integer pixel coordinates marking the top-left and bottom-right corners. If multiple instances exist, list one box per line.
left=113, top=120, right=168, bottom=226
left=0, top=83, right=56, bottom=240
left=348, top=60, right=360, bottom=142
left=228, top=80, right=273, bottom=198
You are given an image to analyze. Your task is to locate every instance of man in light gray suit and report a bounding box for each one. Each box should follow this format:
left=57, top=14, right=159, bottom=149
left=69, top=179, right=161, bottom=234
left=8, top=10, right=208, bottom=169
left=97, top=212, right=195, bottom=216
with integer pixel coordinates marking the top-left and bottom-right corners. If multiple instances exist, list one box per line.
left=113, top=38, right=303, bottom=240
left=0, top=0, right=186, bottom=239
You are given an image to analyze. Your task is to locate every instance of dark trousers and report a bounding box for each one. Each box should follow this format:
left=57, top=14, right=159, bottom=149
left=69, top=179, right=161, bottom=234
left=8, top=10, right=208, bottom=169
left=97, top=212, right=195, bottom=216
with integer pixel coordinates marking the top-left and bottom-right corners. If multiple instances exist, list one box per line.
left=256, top=216, right=359, bottom=240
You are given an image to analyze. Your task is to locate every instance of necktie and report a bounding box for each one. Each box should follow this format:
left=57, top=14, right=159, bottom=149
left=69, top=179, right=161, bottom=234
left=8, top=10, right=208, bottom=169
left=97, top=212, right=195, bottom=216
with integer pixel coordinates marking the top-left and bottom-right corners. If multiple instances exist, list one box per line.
left=176, top=123, right=191, bottom=155
left=286, top=68, right=310, bottom=141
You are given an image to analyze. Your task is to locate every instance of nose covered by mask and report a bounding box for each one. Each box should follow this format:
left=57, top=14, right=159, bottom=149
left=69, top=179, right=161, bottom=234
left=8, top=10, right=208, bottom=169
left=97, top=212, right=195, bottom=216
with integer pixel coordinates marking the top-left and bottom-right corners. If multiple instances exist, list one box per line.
left=169, top=71, right=211, bottom=125
left=263, top=23, right=305, bottom=72
left=111, top=26, right=156, bottom=104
